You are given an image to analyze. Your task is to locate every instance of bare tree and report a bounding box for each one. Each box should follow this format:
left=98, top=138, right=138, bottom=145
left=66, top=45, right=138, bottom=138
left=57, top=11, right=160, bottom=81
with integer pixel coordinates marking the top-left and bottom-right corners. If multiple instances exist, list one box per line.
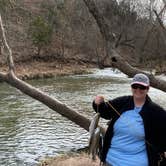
left=83, top=0, right=166, bottom=92
left=0, top=14, right=107, bottom=135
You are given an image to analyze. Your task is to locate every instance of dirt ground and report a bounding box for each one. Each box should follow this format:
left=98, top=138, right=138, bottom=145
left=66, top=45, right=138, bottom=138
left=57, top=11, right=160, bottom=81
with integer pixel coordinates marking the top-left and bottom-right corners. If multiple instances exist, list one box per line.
left=38, top=153, right=100, bottom=166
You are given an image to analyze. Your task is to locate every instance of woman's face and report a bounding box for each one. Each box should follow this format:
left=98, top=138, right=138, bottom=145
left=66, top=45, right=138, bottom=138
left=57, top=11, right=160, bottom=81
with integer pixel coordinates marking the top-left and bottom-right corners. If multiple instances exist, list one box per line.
left=131, top=84, right=149, bottom=100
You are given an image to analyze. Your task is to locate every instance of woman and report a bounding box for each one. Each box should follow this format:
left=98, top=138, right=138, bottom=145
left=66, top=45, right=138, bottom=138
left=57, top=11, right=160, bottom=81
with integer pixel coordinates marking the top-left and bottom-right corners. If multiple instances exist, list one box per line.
left=93, top=73, right=166, bottom=166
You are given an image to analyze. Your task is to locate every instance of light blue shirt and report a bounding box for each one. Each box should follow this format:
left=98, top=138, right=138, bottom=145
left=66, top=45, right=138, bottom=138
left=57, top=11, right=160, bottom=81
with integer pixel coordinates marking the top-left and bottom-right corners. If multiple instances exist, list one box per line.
left=106, top=107, right=148, bottom=166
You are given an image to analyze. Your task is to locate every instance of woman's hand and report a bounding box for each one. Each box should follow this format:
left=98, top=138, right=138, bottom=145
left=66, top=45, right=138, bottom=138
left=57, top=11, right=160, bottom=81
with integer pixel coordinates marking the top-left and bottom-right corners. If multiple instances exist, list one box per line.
left=94, top=95, right=104, bottom=105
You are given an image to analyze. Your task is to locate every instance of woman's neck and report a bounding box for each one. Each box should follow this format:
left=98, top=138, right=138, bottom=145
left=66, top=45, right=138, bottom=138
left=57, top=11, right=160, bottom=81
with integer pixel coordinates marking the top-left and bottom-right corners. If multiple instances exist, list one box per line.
left=134, top=97, right=145, bottom=107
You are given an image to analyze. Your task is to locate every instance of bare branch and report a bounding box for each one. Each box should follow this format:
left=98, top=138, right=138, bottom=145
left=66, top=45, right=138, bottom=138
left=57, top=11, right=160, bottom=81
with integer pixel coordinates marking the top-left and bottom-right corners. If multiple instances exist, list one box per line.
left=154, top=10, right=166, bottom=34
left=153, top=9, right=166, bottom=47
left=0, top=14, right=15, bottom=72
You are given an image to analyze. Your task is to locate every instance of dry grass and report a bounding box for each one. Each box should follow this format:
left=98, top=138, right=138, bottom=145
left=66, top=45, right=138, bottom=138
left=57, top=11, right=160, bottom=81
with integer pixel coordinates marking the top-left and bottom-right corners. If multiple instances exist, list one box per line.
left=39, top=153, right=100, bottom=166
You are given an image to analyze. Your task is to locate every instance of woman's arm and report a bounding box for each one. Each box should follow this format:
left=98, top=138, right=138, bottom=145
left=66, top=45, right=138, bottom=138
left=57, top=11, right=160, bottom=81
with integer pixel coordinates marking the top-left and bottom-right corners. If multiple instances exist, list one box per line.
left=92, top=95, right=129, bottom=119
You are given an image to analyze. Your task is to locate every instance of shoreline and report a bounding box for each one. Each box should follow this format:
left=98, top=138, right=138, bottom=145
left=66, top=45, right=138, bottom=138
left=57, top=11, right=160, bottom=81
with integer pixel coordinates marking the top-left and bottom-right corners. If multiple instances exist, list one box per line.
left=1, top=60, right=165, bottom=81
left=38, top=152, right=100, bottom=166
left=1, top=60, right=96, bottom=80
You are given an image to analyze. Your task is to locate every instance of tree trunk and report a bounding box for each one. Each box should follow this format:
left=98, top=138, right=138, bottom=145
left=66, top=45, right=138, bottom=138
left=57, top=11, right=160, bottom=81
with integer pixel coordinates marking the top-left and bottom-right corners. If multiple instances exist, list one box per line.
left=0, top=71, right=92, bottom=131
left=1, top=14, right=97, bottom=133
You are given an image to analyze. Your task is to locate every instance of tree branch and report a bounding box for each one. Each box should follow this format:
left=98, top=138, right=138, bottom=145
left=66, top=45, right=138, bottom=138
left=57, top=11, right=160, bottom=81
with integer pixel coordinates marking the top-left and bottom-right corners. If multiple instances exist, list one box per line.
left=0, top=13, right=105, bottom=135
left=153, top=9, right=166, bottom=47
left=154, top=9, right=166, bottom=35
left=0, top=70, right=105, bottom=134
left=0, top=15, right=15, bottom=72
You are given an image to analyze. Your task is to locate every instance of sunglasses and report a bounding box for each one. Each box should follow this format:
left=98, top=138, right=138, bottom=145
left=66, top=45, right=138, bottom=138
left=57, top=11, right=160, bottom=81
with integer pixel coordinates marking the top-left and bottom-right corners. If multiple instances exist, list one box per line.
left=131, top=84, right=148, bottom=90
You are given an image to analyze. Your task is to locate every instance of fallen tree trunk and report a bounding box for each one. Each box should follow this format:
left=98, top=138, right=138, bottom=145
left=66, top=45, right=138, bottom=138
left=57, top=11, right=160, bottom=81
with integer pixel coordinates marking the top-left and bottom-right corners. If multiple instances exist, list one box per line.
left=0, top=14, right=107, bottom=138
left=0, top=14, right=94, bottom=133
left=0, top=71, right=92, bottom=131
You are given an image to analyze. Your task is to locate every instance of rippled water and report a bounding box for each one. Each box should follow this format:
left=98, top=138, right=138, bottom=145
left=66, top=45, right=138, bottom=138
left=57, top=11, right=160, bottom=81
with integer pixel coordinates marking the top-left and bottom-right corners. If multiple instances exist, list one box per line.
left=0, top=68, right=165, bottom=166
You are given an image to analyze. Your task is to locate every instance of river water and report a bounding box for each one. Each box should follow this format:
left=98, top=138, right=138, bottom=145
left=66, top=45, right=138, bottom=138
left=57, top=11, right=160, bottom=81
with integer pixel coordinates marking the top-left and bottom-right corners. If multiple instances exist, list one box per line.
left=0, top=68, right=165, bottom=166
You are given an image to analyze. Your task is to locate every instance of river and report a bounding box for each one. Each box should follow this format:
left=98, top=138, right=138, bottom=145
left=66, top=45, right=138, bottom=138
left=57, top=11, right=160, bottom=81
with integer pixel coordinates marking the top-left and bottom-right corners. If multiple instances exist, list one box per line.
left=0, top=68, right=165, bottom=166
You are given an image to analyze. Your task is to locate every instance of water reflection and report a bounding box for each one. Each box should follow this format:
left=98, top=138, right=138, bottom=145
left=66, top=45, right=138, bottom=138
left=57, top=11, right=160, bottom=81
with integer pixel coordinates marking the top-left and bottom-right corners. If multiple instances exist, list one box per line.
left=0, top=69, right=165, bottom=166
